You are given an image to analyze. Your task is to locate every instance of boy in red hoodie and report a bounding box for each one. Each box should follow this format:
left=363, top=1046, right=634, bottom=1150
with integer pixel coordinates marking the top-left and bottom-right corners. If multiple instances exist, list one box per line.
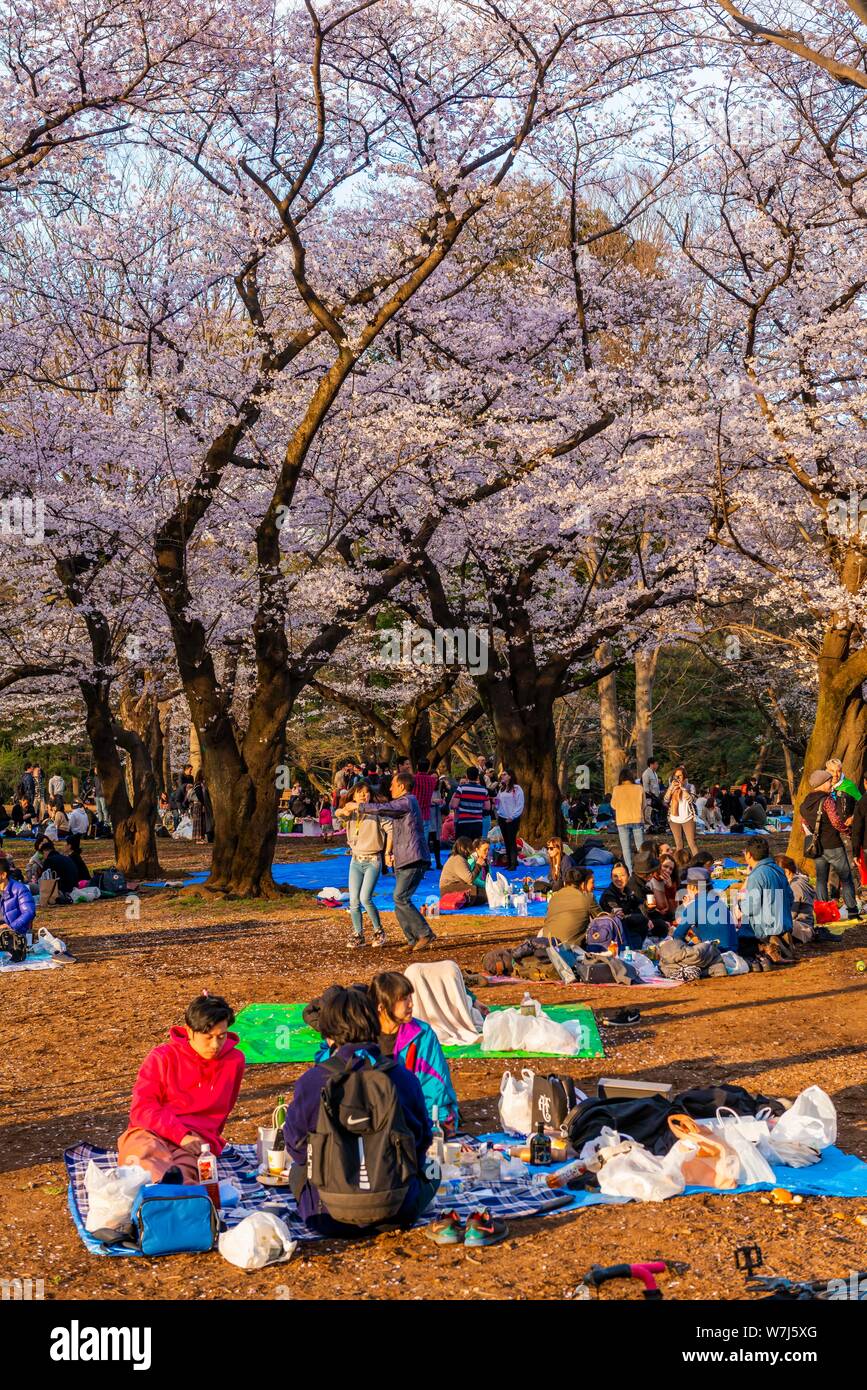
left=118, top=993, right=245, bottom=1183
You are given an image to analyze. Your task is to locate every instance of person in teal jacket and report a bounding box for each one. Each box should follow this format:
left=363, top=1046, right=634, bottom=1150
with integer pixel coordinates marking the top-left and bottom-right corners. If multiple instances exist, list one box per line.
left=739, top=841, right=793, bottom=940
left=370, top=971, right=459, bottom=1134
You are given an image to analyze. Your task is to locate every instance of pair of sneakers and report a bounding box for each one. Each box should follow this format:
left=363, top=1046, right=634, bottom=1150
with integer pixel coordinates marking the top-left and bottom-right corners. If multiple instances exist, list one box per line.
left=424, top=1209, right=508, bottom=1248
left=347, top=932, right=386, bottom=949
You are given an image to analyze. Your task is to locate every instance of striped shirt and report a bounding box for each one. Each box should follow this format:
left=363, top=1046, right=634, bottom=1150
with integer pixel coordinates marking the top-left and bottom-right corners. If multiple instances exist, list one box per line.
left=413, top=772, right=438, bottom=820
left=452, top=782, right=489, bottom=825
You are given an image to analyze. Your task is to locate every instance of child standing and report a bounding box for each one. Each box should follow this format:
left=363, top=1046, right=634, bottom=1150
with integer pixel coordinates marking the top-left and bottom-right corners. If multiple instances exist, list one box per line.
left=318, top=795, right=334, bottom=841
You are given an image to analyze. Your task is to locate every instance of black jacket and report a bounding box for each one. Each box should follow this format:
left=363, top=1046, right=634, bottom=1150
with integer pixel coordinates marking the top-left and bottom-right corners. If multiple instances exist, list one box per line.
left=850, top=797, right=867, bottom=859
left=800, top=790, right=844, bottom=853
left=44, top=849, right=80, bottom=893
left=600, top=881, right=643, bottom=916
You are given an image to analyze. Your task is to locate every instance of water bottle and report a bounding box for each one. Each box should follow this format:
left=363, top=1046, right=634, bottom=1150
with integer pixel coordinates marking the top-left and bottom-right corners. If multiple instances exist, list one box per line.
left=196, top=1143, right=217, bottom=1184
left=520, top=991, right=537, bottom=1017
left=428, top=1105, right=445, bottom=1165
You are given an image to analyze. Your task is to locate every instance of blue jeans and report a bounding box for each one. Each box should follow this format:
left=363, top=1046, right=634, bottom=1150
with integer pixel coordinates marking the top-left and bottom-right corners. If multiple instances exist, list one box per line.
left=617, top=822, right=644, bottom=873
left=815, top=846, right=859, bottom=916
left=393, top=861, right=431, bottom=944
left=348, top=857, right=383, bottom=939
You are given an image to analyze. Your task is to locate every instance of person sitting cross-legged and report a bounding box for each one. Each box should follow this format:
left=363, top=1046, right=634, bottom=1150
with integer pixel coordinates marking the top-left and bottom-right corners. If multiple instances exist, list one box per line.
left=283, top=986, right=436, bottom=1239
left=672, top=866, right=739, bottom=954
left=117, top=993, right=245, bottom=1183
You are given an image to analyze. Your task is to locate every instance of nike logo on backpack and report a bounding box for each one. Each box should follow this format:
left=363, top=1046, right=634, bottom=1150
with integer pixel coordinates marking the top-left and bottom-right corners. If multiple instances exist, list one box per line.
left=346, top=1115, right=370, bottom=1126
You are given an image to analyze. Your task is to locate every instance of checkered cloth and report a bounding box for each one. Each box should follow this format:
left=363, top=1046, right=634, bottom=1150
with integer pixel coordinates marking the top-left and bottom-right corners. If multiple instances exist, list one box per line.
left=64, top=1141, right=570, bottom=1256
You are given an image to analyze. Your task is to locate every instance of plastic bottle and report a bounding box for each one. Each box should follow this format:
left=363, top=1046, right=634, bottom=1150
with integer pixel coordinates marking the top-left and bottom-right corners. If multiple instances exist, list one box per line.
left=519, top=991, right=537, bottom=1017
left=428, top=1105, right=445, bottom=1165
left=196, top=1143, right=217, bottom=1183
left=531, top=1156, right=587, bottom=1190
left=479, top=1142, right=501, bottom=1184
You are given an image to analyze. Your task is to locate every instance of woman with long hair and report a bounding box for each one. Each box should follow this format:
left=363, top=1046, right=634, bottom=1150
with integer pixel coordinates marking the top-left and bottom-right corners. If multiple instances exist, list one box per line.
left=334, top=779, right=392, bottom=948
left=494, top=767, right=524, bottom=870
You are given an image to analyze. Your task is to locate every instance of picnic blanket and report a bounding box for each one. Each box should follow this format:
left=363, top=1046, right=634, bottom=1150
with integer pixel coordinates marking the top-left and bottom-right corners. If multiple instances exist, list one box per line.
left=0, top=942, right=74, bottom=972
left=64, top=1142, right=570, bottom=1256
left=480, top=973, right=682, bottom=989
left=474, top=1133, right=867, bottom=1212
left=66, top=1131, right=867, bottom=1257
left=233, top=1001, right=605, bottom=1063
left=172, top=858, right=614, bottom=915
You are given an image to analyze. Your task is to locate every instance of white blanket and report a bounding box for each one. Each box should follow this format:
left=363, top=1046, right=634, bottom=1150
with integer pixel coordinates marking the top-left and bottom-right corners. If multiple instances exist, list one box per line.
left=403, top=959, right=485, bottom=1046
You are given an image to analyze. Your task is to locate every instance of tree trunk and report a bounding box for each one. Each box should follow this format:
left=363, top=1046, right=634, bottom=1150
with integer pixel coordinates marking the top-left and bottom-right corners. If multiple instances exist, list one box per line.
left=159, top=700, right=174, bottom=793
left=752, top=737, right=770, bottom=779
left=781, top=741, right=796, bottom=804
left=196, top=711, right=286, bottom=898
left=634, top=647, right=658, bottom=770
left=786, top=622, right=867, bottom=862
left=483, top=687, right=560, bottom=843
left=597, top=644, right=627, bottom=793
left=82, top=694, right=162, bottom=881
left=188, top=720, right=202, bottom=776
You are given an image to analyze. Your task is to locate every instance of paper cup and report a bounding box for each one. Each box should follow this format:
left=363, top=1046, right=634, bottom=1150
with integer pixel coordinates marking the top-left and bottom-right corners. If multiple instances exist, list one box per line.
left=266, top=1148, right=287, bottom=1177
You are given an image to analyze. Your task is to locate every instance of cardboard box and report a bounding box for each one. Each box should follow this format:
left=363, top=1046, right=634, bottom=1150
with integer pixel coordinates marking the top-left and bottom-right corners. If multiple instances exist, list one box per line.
left=597, top=1077, right=673, bottom=1101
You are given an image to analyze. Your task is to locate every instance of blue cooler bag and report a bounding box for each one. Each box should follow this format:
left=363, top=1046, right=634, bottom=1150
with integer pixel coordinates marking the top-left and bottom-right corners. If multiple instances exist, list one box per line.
left=131, top=1183, right=218, bottom=1256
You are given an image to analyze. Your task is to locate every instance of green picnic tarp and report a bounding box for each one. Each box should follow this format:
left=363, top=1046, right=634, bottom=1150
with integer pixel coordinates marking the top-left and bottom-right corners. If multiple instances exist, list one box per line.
left=233, top=1001, right=604, bottom=1064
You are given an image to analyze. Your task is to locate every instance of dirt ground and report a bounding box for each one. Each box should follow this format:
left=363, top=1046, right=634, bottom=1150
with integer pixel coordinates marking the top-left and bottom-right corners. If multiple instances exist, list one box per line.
left=2, top=834, right=866, bottom=1303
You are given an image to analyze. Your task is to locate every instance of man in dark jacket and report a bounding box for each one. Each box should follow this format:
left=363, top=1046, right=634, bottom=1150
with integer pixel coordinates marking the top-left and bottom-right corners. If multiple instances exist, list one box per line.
left=38, top=839, right=81, bottom=894
left=283, top=987, right=434, bottom=1238
left=353, top=771, right=434, bottom=950
left=20, top=763, right=36, bottom=803
left=799, top=768, right=861, bottom=918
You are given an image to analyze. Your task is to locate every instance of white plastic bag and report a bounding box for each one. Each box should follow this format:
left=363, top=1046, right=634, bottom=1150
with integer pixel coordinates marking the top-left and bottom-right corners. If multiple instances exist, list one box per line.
left=483, top=1007, right=580, bottom=1056
left=317, top=886, right=347, bottom=902
left=721, top=950, right=749, bottom=975
left=498, top=1068, right=536, bottom=1134
left=765, top=1086, right=836, bottom=1168
left=84, top=1161, right=150, bottom=1233
left=597, top=1144, right=685, bottom=1202
left=579, top=1126, right=635, bottom=1172
left=485, top=872, right=510, bottom=909
left=173, top=815, right=193, bottom=839
left=218, top=1211, right=297, bottom=1270
left=701, top=1108, right=776, bottom=1184
left=36, top=926, right=68, bottom=955
left=629, top=950, right=660, bottom=981
left=70, top=886, right=100, bottom=903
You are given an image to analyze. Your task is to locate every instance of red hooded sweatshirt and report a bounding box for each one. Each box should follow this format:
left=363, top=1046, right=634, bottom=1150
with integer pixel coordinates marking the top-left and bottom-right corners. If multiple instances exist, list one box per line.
left=128, top=1026, right=245, bottom=1153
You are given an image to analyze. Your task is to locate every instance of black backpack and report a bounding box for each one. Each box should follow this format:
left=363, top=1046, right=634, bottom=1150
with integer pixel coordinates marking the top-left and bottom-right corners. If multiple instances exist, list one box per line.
left=0, top=928, right=27, bottom=963
left=307, top=1052, right=420, bottom=1227
left=94, top=868, right=127, bottom=896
